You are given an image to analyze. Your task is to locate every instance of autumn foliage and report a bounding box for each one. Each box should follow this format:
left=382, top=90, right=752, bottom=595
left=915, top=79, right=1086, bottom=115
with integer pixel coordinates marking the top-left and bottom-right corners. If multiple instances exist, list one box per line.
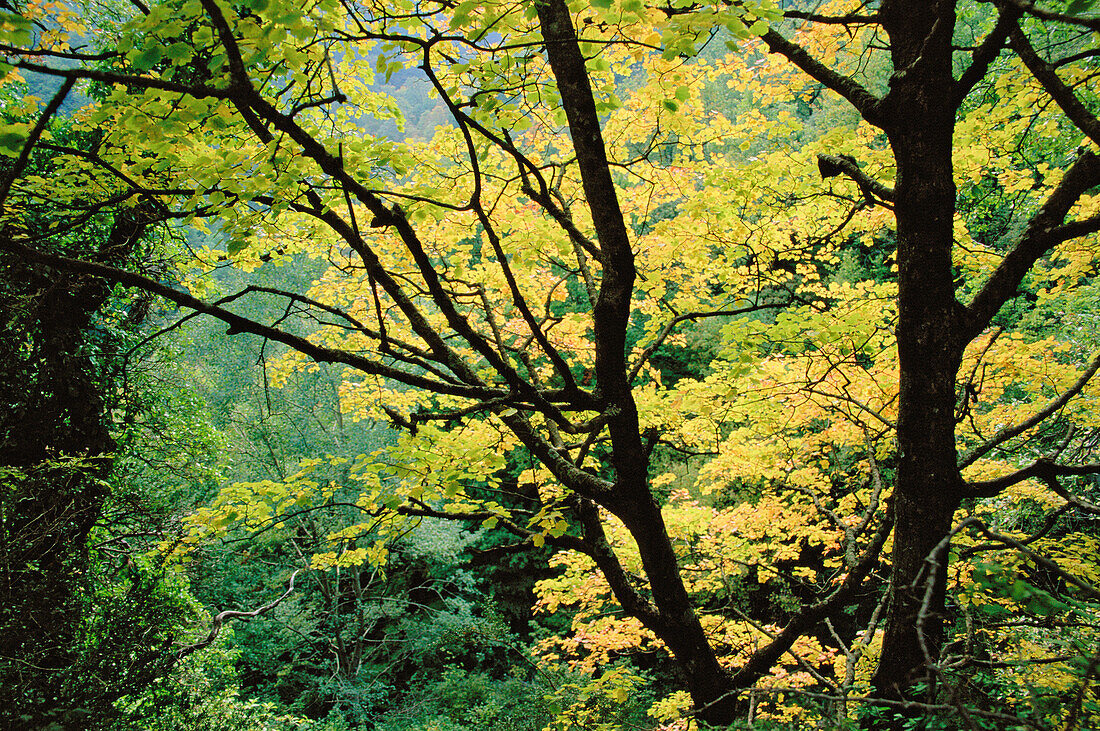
left=3, top=0, right=1100, bottom=727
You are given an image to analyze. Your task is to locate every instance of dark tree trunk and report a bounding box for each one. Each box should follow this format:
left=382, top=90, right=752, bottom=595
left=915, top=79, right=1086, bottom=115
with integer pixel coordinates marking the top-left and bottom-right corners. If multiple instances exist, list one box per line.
left=535, top=1, right=737, bottom=721
left=872, top=0, right=966, bottom=704
left=0, top=208, right=147, bottom=728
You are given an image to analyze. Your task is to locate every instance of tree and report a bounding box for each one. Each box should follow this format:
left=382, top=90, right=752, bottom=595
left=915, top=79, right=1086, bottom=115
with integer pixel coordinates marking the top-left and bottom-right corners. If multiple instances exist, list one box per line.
left=0, top=66, right=307, bottom=731
left=0, top=120, right=159, bottom=723
left=3, top=0, right=1100, bottom=725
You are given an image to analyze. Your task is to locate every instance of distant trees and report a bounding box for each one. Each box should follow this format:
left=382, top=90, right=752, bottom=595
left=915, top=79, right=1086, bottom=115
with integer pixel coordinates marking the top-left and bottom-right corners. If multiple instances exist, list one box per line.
left=2, top=0, right=1100, bottom=726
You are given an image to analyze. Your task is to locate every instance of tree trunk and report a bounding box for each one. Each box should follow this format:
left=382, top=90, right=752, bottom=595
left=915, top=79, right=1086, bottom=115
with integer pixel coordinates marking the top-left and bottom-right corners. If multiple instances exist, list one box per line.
left=534, top=2, right=739, bottom=720
left=620, top=487, right=738, bottom=724
left=0, top=209, right=147, bottom=727
left=872, top=0, right=965, bottom=705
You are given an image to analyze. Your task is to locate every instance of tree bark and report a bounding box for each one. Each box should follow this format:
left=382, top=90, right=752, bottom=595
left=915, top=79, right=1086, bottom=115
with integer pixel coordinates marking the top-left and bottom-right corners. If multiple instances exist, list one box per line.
left=535, top=0, right=737, bottom=722
left=872, top=0, right=966, bottom=704
left=0, top=208, right=148, bottom=728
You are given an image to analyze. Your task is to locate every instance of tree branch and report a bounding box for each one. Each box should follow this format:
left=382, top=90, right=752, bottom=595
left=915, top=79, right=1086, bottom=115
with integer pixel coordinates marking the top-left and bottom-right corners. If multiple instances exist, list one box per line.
left=0, top=77, right=74, bottom=207
left=965, top=518, right=1100, bottom=601
left=782, top=9, right=879, bottom=25
left=537, top=0, right=635, bottom=409
left=817, top=153, right=895, bottom=204
left=0, top=236, right=511, bottom=402
left=761, top=29, right=886, bottom=128
left=964, top=149, right=1100, bottom=340
left=1009, top=23, right=1100, bottom=147
left=627, top=300, right=788, bottom=384
left=953, top=7, right=1021, bottom=109
left=959, top=348, right=1100, bottom=469
left=966, top=458, right=1100, bottom=508
left=177, top=569, right=302, bottom=657
left=995, top=0, right=1100, bottom=33
left=729, top=505, right=893, bottom=689
left=572, top=497, right=661, bottom=627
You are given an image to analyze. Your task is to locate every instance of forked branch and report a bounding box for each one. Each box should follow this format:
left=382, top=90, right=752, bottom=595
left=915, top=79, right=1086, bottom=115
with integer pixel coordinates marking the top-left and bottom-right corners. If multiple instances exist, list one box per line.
left=177, top=569, right=303, bottom=657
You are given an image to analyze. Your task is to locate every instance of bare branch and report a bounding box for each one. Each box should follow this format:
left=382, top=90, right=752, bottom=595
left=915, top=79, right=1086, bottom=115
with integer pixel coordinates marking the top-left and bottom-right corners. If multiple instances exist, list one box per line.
left=177, top=569, right=302, bottom=657
left=965, top=518, right=1100, bottom=601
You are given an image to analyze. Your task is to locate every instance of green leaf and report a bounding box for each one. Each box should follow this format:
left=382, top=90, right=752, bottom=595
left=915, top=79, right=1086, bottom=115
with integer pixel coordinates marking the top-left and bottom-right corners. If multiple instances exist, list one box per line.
left=450, top=0, right=478, bottom=26
left=165, top=43, right=193, bottom=64
left=1008, top=580, right=1032, bottom=602
left=0, top=13, right=33, bottom=45
left=0, top=124, right=27, bottom=157
left=130, top=45, right=164, bottom=72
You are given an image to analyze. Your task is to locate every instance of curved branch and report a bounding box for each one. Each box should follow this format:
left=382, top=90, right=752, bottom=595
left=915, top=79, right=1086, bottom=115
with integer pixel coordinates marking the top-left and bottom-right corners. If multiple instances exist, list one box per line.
left=959, top=348, right=1100, bottom=468
left=0, top=236, right=511, bottom=401
left=953, top=7, right=1021, bottom=109
left=996, top=0, right=1100, bottom=33
left=729, top=506, right=893, bottom=689
left=966, top=458, right=1100, bottom=508
left=817, top=153, right=895, bottom=204
left=573, top=497, right=661, bottom=626
left=761, top=29, right=886, bottom=128
left=964, top=149, right=1100, bottom=340
left=627, top=300, right=788, bottom=384
left=199, top=0, right=253, bottom=88
left=0, top=77, right=74, bottom=207
left=177, top=569, right=302, bottom=657
left=1009, top=23, right=1100, bottom=146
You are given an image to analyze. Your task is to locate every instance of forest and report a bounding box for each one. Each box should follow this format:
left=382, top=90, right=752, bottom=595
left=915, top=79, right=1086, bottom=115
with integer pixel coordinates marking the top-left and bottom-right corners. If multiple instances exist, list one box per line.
left=1, top=0, right=1100, bottom=728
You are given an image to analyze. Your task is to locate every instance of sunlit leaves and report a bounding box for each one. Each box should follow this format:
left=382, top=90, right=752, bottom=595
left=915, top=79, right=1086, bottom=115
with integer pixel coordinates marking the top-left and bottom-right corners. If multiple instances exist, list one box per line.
left=6, top=0, right=1098, bottom=719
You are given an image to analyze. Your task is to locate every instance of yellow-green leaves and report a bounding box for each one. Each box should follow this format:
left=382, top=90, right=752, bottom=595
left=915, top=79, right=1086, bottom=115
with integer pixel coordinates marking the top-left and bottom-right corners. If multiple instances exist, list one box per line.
left=0, top=11, right=33, bottom=46
left=0, top=121, right=28, bottom=157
